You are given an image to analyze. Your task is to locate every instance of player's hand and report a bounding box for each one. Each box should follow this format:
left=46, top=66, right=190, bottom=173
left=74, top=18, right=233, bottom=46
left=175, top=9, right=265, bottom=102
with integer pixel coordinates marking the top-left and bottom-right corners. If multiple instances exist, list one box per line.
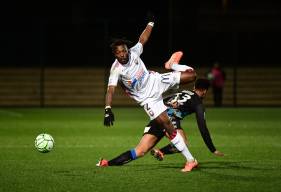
left=213, top=150, right=224, bottom=157
left=104, top=106, right=114, bottom=126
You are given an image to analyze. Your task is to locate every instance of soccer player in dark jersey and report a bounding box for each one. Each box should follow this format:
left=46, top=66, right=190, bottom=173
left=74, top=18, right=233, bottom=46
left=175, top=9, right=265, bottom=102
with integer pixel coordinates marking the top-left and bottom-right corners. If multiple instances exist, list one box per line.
left=97, top=78, right=223, bottom=170
left=150, top=78, right=224, bottom=160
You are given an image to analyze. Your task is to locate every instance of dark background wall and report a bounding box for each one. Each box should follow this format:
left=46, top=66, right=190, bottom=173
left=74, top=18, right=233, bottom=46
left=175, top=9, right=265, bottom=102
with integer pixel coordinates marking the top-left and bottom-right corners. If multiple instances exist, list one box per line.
left=1, top=0, right=281, bottom=68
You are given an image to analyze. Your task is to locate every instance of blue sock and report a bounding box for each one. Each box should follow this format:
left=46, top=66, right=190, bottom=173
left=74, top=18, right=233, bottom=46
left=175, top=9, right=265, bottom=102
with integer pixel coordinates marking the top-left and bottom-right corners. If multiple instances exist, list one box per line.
left=130, top=149, right=137, bottom=160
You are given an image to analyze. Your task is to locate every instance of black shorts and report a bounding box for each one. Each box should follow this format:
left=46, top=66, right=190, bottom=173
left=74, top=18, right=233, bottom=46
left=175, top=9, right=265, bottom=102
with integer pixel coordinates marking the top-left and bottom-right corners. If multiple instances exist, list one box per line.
left=143, top=117, right=183, bottom=139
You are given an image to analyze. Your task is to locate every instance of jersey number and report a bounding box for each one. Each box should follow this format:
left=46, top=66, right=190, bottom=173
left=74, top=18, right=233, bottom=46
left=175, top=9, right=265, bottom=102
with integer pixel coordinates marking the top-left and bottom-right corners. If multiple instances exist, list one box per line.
left=176, top=90, right=193, bottom=104
left=144, top=103, right=155, bottom=117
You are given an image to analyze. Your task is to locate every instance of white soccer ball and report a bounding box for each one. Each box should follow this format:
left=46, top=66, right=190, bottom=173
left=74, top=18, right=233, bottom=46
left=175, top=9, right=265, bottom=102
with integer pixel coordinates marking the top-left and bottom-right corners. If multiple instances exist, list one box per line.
left=35, top=133, right=55, bottom=153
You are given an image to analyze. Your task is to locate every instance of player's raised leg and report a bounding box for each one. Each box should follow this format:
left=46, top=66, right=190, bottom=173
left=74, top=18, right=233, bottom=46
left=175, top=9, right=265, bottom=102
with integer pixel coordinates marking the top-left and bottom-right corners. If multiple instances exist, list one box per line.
left=165, top=51, right=183, bottom=70
left=165, top=51, right=195, bottom=72
left=179, top=70, right=197, bottom=85
left=165, top=51, right=197, bottom=84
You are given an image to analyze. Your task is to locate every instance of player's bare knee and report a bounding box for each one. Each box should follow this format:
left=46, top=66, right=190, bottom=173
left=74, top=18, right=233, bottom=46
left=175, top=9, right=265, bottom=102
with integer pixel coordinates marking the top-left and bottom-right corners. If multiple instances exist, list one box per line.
left=180, top=70, right=197, bottom=84
left=188, top=70, right=197, bottom=81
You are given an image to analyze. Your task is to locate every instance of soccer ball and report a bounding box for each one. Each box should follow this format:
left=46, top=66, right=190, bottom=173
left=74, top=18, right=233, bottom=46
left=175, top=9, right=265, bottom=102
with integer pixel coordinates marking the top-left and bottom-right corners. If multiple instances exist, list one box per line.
left=35, top=133, right=55, bottom=153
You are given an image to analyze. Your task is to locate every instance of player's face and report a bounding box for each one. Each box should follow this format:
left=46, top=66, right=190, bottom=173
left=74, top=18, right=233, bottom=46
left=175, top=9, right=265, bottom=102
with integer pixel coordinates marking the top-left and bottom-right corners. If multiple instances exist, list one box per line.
left=195, top=89, right=208, bottom=99
left=114, top=45, right=129, bottom=64
left=200, top=89, right=208, bottom=99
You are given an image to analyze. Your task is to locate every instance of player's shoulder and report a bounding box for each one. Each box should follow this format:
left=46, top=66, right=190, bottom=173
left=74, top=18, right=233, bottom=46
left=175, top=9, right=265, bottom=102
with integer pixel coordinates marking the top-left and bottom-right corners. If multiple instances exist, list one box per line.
left=129, top=51, right=138, bottom=59
left=130, top=42, right=143, bottom=54
left=130, top=42, right=143, bottom=50
left=110, top=60, right=123, bottom=71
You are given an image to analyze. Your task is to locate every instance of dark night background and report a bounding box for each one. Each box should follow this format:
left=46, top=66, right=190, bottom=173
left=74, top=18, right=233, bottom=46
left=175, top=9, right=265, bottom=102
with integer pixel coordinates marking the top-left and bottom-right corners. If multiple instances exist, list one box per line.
left=1, top=0, right=281, bottom=68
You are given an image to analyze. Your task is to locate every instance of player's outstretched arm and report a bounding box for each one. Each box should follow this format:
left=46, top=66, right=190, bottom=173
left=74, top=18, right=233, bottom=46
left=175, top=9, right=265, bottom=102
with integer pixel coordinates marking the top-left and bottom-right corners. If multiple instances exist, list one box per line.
left=195, top=105, right=224, bottom=157
left=195, top=104, right=217, bottom=153
left=104, top=86, right=115, bottom=126
left=138, top=21, right=154, bottom=46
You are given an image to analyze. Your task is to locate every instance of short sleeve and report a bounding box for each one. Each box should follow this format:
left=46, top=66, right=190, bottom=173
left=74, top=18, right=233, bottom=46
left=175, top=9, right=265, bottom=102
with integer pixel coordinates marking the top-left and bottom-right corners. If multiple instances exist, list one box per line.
left=130, top=42, right=143, bottom=56
left=108, top=63, right=120, bottom=86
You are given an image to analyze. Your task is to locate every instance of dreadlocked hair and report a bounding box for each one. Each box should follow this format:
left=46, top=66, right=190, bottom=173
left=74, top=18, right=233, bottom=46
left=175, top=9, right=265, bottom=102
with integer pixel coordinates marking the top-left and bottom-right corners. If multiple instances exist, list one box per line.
left=110, top=38, right=133, bottom=53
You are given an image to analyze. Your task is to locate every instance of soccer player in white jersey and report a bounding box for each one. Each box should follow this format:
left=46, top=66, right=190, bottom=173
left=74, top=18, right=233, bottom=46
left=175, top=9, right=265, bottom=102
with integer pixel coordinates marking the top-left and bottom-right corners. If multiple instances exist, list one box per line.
left=101, top=19, right=198, bottom=172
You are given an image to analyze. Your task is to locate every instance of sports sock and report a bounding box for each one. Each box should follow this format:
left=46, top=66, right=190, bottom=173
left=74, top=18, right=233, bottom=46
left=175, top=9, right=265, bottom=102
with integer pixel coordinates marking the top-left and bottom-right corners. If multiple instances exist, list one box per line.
left=170, top=131, right=195, bottom=162
left=171, top=64, right=194, bottom=72
left=160, top=143, right=180, bottom=155
left=108, top=149, right=137, bottom=166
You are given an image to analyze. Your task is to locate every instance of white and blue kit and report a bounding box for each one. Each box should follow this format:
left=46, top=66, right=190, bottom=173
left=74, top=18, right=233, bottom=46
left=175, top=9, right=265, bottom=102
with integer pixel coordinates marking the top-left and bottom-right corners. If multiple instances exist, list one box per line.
left=108, top=42, right=181, bottom=120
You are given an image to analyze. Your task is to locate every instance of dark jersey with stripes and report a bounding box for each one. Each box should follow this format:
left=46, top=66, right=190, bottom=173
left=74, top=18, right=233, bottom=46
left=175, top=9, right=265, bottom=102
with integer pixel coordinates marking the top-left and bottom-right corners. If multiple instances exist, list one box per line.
left=164, top=90, right=217, bottom=153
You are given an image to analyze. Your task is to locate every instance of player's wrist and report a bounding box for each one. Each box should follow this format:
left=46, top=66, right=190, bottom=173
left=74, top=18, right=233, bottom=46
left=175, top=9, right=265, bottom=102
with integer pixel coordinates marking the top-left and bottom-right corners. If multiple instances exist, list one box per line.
left=148, top=22, right=154, bottom=27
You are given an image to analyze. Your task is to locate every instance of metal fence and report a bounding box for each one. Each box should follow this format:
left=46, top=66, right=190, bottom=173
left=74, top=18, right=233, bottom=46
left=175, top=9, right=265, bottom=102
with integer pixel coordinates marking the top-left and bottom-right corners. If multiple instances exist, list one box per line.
left=0, top=67, right=281, bottom=107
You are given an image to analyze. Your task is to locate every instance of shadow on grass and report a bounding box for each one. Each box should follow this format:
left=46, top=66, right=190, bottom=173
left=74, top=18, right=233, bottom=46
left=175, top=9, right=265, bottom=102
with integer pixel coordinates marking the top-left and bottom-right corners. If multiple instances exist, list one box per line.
left=155, top=160, right=281, bottom=182
left=198, top=160, right=281, bottom=182
left=121, top=160, right=281, bottom=180
left=198, top=160, right=281, bottom=171
left=93, top=160, right=281, bottom=172
left=151, top=160, right=281, bottom=170
left=92, top=160, right=281, bottom=185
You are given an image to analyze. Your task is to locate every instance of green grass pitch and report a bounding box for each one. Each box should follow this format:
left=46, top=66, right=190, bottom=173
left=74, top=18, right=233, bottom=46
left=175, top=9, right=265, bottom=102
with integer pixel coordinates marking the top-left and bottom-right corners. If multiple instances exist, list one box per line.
left=0, top=107, right=281, bottom=192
